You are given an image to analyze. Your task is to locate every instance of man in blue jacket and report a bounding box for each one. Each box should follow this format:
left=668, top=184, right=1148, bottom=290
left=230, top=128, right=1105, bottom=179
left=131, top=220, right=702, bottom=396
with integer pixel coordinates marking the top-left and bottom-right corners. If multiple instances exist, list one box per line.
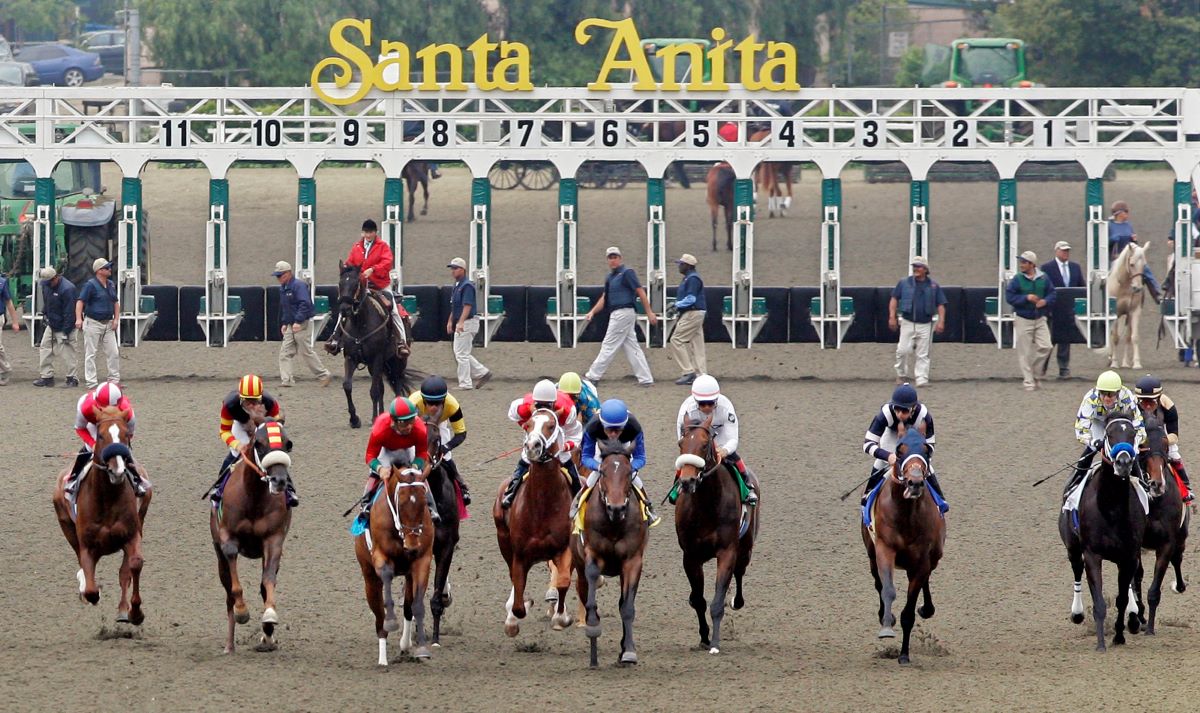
left=33, top=267, right=79, bottom=388
left=1006, top=250, right=1055, bottom=391
left=887, top=256, right=947, bottom=387
left=274, top=261, right=331, bottom=387
left=669, top=253, right=707, bottom=385
left=0, top=271, right=21, bottom=386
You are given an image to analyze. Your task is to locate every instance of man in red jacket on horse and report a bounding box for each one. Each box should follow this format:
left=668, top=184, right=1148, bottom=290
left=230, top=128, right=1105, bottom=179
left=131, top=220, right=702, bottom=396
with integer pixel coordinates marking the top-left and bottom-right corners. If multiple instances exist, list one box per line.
left=326, top=218, right=412, bottom=358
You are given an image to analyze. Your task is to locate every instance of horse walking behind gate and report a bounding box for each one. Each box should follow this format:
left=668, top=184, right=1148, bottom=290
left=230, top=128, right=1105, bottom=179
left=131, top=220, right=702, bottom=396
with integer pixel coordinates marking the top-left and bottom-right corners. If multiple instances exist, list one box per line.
left=335, top=261, right=412, bottom=429
left=423, top=415, right=462, bottom=646
left=1127, top=413, right=1188, bottom=636
left=493, top=407, right=575, bottom=637
left=402, top=161, right=430, bottom=221
left=705, top=163, right=735, bottom=252
left=571, top=441, right=648, bottom=667
left=674, top=410, right=758, bottom=654
left=860, top=430, right=944, bottom=665
left=1058, top=410, right=1147, bottom=650
left=355, top=464, right=435, bottom=666
left=52, top=405, right=151, bottom=624
left=1104, top=241, right=1151, bottom=369
left=209, top=419, right=294, bottom=653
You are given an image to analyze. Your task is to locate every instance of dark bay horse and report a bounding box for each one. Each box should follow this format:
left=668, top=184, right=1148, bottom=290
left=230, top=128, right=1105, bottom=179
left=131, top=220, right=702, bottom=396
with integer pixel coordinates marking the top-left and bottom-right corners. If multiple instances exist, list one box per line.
left=572, top=442, right=648, bottom=667
left=209, top=419, right=294, bottom=653
left=335, top=261, right=409, bottom=429
left=424, top=415, right=461, bottom=646
left=52, top=406, right=151, bottom=624
left=493, top=407, right=575, bottom=637
left=860, top=431, right=944, bottom=665
left=1128, top=413, right=1188, bottom=636
left=1059, top=411, right=1147, bottom=650
left=402, top=161, right=429, bottom=222
left=355, top=464, right=435, bottom=666
left=674, top=410, right=758, bottom=654
left=705, top=163, right=735, bottom=252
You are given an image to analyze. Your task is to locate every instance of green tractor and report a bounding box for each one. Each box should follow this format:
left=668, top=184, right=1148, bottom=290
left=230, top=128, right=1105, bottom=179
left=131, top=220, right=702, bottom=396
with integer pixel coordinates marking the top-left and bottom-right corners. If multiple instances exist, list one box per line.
left=942, top=38, right=1034, bottom=89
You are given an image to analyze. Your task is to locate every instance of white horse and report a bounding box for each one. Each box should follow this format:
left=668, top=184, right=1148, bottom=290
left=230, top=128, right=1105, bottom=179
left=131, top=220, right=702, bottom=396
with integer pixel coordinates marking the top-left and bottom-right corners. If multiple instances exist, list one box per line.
left=1105, top=241, right=1151, bottom=369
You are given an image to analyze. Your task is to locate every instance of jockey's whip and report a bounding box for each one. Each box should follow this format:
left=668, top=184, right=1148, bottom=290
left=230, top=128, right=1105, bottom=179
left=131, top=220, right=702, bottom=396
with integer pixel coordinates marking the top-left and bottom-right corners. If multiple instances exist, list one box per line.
left=838, top=475, right=872, bottom=502
left=1031, top=460, right=1084, bottom=487
left=475, top=445, right=523, bottom=467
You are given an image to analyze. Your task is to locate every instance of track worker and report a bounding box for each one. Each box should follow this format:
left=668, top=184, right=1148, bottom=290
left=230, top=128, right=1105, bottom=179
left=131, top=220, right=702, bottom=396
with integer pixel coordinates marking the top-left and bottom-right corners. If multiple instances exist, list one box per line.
left=1006, top=250, right=1055, bottom=391
left=75, top=257, right=119, bottom=389
left=0, top=269, right=21, bottom=386
left=327, top=219, right=411, bottom=359
left=273, top=261, right=331, bottom=387
left=887, top=255, right=946, bottom=387
left=33, top=266, right=79, bottom=388
left=446, top=257, right=491, bottom=390
left=584, top=246, right=656, bottom=388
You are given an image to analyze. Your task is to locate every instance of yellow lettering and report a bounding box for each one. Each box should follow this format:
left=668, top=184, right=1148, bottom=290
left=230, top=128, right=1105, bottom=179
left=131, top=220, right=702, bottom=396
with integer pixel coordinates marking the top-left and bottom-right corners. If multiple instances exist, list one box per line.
left=735, top=35, right=767, bottom=91
left=377, top=41, right=412, bottom=91
left=467, top=35, right=500, bottom=89
left=575, top=18, right=656, bottom=91
left=657, top=43, right=702, bottom=91
left=758, top=42, right=800, bottom=91
left=492, top=41, right=533, bottom=90
left=700, top=27, right=732, bottom=91
left=416, top=43, right=468, bottom=91
left=311, top=18, right=376, bottom=105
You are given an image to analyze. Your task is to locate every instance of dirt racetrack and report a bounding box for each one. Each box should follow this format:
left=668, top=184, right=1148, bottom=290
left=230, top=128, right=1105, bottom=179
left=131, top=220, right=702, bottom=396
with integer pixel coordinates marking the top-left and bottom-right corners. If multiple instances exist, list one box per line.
left=1, top=165, right=1197, bottom=712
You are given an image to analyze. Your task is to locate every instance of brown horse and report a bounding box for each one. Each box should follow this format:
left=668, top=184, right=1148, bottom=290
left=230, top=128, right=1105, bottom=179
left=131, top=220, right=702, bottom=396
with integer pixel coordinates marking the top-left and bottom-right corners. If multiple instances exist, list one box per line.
left=705, top=163, right=735, bottom=252
left=572, top=442, right=648, bottom=667
left=52, top=406, right=151, bottom=624
left=861, top=432, right=945, bottom=665
left=494, top=407, right=575, bottom=637
left=210, top=419, right=294, bottom=654
left=355, top=464, right=435, bottom=666
left=423, top=415, right=461, bottom=646
left=402, top=161, right=429, bottom=222
left=675, top=410, right=758, bottom=654
left=749, top=128, right=795, bottom=218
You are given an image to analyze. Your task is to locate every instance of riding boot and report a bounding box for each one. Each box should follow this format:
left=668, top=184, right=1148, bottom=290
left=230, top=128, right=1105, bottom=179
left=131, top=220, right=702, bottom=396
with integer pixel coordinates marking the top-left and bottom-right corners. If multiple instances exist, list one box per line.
left=736, top=460, right=760, bottom=507
left=284, top=475, right=300, bottom=508
left=569, top=488, right=586, bottom=520
left=353, top=474, right=383, bottom=529
left=206, top=452, right=239, bottom=502
left=564, top=459, right=583, bottom=496
left=391, top=310, right=410, bottom=359
left=633, top=484, right=662, bottom=527
left=1173, top=460, right=1194, bottom=502
left=66, top=448, right=91, bottom=495
left=1064, top=447, right=1099, bottom=500
left=442, top=458, right=471, bottom=505
left=926, top=473, right=949, bottom=514
left=501, top=461, right=529, bottom=508
left=128, top=466, right=150, bottom=497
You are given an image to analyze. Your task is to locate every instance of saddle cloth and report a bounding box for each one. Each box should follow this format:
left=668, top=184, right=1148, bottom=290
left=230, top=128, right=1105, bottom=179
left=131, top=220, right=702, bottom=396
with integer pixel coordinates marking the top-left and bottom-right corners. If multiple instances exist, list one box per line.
left=572, top=486, right=649, bottom=535
left=1062, top=469, right=1150, bottom=517
left=63, top=462, right=94, bottom=521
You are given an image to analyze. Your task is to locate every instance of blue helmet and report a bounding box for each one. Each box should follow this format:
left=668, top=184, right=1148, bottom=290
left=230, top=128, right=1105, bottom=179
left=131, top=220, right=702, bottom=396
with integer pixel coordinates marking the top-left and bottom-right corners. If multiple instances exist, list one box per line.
left=890, top=383, right=919, bottom=410
left=599, top=399, right=629, bottom=429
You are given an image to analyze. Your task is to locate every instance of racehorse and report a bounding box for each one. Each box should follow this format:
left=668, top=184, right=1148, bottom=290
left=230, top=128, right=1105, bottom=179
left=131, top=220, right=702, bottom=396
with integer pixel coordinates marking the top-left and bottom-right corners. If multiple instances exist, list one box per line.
left=860, top=431, right=944, bottom=665
left=493, top=407, right=575, bottom=637
left=1128, top=413, right=1188, bottom=636
left=402, top=161, right=429, bottom=222
left=1105, top=241, right=1151, bottom=369
left=209, top=419, right=294, bottom=654
left=674, top=410, right=758, bottom=654
left=423, top=415, right=461, bottom=646
left=705, top=163, right=735, bottom=252
left=355, top=464, right=435, bottom=666
left=572, top=442, right=648, bottom=667
left=1058, top=410, right=1147, bottom=651
left=749, top=128, right=795, bottom=218
left=335, top=261, right=410, bottom=429
left=52, top=406, right=151, bottom=624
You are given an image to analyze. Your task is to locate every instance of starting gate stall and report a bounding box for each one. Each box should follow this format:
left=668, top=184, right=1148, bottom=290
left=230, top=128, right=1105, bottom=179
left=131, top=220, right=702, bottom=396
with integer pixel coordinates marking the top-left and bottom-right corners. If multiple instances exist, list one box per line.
left=1076, top=178, right=1111, bottom=346
left=644, top=177, right=668, bottom=348
left=4, top=85, right=1200, bottom=348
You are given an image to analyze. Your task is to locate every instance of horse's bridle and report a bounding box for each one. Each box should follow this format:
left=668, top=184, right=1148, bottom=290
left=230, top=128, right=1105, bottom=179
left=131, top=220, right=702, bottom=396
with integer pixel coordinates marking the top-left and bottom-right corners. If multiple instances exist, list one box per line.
left=524, top=409, right=561, bottom=464
left=892, top=452, right=928, bottom=485
left=385, top=469, right=428, bottom=539
left=1102, top=417, right=1140, bottom=482
left=336, top=272, right=389, bottom=347
left=241, top=423, right=292, bottom=485
left=598, top=454, right=633, bottom=514
left=676, top=422, right=724, bottom=482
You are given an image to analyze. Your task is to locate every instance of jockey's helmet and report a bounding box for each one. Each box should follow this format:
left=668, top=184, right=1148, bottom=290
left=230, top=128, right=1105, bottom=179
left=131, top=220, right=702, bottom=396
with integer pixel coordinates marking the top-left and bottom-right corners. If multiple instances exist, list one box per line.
left=93, top=382, right=122, bottom=407
left=600, top=399, right=630, bottom=429
left=389, top=396, right=417, bottom=422
left=532, top=379, right=558, bottom=404
left=691, top=374, right=720, bottom=402
left=890, top=383, right=919, bottom=410
left=558, top=371, right=583, bottom=395
left=420, top=375, right=448, bottom=402
left=238, top=374, right=264, bottom=400
left=1134, top=375, right=1163, bottom=400
left=1096, top=370, right=1123, bottom=393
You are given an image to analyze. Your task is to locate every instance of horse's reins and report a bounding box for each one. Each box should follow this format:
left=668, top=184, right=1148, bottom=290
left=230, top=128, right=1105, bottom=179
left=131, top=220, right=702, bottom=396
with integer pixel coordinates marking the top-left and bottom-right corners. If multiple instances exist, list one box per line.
left=337, top=275, right=389, bottom=348
left=384, top=469, right=428, bottom=538
left=525, top=410, right=562, bottom=464
left=679, top=423, right=725, bottom=481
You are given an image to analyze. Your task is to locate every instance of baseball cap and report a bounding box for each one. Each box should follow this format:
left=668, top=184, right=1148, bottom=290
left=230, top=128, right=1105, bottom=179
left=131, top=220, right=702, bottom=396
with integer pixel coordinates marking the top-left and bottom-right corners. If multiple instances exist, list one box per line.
left=271, top=260, right=292, bottom=276
left=39, top=266, right=57, bottom=280
left=447, top=257, right=467, bottom=270
left=1110, top=200, right=1129, bottom=217
left=676, top=253, right=697, bottom=266
left=605, top=246, right=622, bottom=257
left=92, top=258, right=112, bottom=272
left=911, top=255, right=929, bottom=269
left=1018, top=250, right=1038, bottom=264
left=1054, top=240, right=1072, bottom=251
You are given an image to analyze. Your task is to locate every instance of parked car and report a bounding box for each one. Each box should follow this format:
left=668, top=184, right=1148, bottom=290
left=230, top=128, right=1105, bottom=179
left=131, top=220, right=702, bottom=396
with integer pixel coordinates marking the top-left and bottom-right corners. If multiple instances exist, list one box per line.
left=78, top=30, right=125, bottom=75
left=0, top=61, right=40, bottom=86
left=14, top=44, right=103, bottom=86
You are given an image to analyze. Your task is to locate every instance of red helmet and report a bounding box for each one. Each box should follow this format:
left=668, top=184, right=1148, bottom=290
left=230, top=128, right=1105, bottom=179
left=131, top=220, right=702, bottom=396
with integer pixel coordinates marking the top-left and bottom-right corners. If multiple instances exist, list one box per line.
left=93, top=383, right=123, bottom=408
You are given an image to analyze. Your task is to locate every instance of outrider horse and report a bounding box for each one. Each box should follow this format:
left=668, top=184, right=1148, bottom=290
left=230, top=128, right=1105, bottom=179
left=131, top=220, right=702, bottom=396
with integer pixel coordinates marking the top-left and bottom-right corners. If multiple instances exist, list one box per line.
left=1059, top=411, right=1147, bottom=651
left=572, top=441, right=648, bottom=667
left=1105, top=241, right=1150, bottom=369
left=209, top=419, right=294, bottom=653
left=335, top=261, right=410, bottom=428
left=674, top=410, right=758, bottom=654
left=402, top=161, right=429, bottom=222
left=52, top=406, right=151, bottom=624
left=355, top=464, right=435, bottom=666
left=424, top=415, right=461, bottom=646
left=860, top=431, right=944, bottom=665
left=493, top=408, right=575, bottom=637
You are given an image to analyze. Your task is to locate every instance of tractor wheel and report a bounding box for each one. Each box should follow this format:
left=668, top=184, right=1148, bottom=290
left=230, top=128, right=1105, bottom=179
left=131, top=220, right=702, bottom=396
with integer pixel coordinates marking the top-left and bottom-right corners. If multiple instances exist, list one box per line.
left=65, top=223, right=113, bottom=287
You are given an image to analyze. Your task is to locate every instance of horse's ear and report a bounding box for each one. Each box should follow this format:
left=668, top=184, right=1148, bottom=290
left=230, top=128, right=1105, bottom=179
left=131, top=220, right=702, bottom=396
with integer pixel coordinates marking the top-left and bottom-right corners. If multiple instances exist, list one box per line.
left=121, top=408, right=133, bottom=423
left=338, top=259, right=344, bottom=270
left=1142, top=240, right=1151, bottom=252
left=91, top=405, right=103, bottom=422
left=702, top=411, right=714, bottom=428
left=285, top=439, right=294, bottom=453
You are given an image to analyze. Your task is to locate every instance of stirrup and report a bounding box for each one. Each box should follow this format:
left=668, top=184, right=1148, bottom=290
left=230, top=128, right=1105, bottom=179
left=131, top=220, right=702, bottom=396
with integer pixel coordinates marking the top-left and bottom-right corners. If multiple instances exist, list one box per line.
left=744, top=489, right=759, bottom=507
left=459, top=483, right=472, bottom=506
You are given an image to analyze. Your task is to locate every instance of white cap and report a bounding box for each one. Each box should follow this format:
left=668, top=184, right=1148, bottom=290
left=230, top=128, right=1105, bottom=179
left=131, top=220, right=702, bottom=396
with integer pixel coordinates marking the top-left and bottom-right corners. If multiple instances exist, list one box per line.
left=911, top=255, right=929, bottom=269
left=271, top=260, right=292, bottom=276
left=39, top=266, right=57, bottom=280
left=676, top=253, right=697, bottom=266
left=447, top=257, right=467, bottom=270
left=92, top=257, right=112, bottom=272
left=605, top=246, right=622, bottom=257
left=1018, top=250, right=1038, bottom=264
left=691, top=374, right=720, bottom=400
left=532, top=379, right=558, bottom=402
left=1054, top=240, right=1072, bottom=251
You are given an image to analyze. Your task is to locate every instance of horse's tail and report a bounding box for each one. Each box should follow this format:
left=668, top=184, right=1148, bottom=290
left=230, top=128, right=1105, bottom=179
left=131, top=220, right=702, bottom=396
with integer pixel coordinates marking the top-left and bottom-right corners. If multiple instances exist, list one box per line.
left=391, top=361, right=425, bottom=397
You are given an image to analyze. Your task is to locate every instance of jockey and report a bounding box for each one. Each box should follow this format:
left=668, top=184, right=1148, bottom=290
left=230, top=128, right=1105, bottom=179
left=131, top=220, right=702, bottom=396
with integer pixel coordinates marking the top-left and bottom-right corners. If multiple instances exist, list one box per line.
left=68, top=383, right=149, bottom=497
left=353, top=396, right=438, bottom=530
left=208, top=374, right=297, bottom=507
left=326, top=218, right=411, bottom=358
left=1065, top=370, right=1146, bottom=496
left=578, top=399, right=660, bottom=526
left=500, top=379, right=584, bottom=508
left=1134, top=374, right=1193, bottom=502
left=861, top=382, right=947, bottom=512
left=675, top=374, right=759, bottom=506
left=410, top=374, right=473, bottom=505
left=557, top=370, right=600, bottom=425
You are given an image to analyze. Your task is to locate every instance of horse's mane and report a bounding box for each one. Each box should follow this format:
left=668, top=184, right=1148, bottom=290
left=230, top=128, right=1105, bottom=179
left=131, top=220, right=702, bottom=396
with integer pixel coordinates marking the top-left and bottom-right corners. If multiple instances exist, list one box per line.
left=1106, top=408, right=1136, bottom=423
left=598, top=438, right=631, bottom=459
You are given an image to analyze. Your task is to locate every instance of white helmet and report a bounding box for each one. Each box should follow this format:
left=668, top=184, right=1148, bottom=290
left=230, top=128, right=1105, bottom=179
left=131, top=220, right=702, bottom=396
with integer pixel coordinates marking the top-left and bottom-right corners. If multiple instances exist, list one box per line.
left=691, top=374, right=720, bottom=401
left=532, top=379, right=558, bottom=403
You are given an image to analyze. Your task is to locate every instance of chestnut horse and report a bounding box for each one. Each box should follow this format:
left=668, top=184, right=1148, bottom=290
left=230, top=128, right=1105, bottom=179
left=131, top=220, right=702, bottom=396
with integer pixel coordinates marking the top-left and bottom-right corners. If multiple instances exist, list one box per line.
left=52, top=406, right=151, bottom=624
left=355, top=464, right=435, bottom=666
left=861, top=431, right=945, bottom=665
left=493, top=407, right=574, bottom=637
left=674, top=410, right=758, bottom=654
left=749, top=128, right=795, bottom=218
left=423, top=415, right=461, bottom=646
left=572, top=442, right=648, bottom=667
left=705, top=163, right=735, bottom=252
left=210, top=419, right=294, bottom=653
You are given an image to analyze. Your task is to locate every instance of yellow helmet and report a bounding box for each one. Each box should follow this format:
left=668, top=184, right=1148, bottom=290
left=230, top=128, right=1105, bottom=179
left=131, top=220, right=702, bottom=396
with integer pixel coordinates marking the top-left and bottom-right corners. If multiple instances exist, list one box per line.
left=558, top=371, right=583, bottom=395
left=238, top=374, right=264, bottom=399
left=1095, top=370, right=1122, bottom=392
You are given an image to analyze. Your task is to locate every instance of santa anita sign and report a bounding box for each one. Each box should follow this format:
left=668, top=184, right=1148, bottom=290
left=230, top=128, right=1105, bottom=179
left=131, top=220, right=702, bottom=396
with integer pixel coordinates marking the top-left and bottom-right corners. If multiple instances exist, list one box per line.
left=311, top=17, right=801, bottom=104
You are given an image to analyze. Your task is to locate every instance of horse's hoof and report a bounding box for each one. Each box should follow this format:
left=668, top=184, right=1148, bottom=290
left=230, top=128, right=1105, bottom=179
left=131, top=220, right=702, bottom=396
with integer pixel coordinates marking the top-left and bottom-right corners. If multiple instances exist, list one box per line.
left=733, top=594, right=744, bottom=610
left=1113, top=634, right=1125, bottom=646
left=708, top=646, right=720, bottom=655
left=129, top=608, right=145, bottom=626
left=83, top=590, right=100, bottom=605
left=584, top=625, right=601, bottom=639
left=551, top=613, right=573, bottom=631
left=431, top=641, right=441, bottom=648
left=234, top=608, right=250, bottom=625
left=898, top=655, right=911, bottom=666
left=262, top=607, right=279, bottom=625
left=504, top=622, right=519, bottom=638
left=1096, top=643, right=1107, bottom=652
left=350, top=417, right=361, bottom=429
left=222, top=645, right=234, bottom=655
left=1172, top=581, right=1186, bottom=594
left=878, top=627, right=895, bottom=639
left=1145, top=627, right=1156, bottom=636
left=384, top=617, right=399, bottom=633
left=619, top=651, right=638, bottom=665
left=116, top=610, right=130, bottom=624
left=255, top=636, right=277, bottom=653
left=918, top=604, right=935, bottom=619
left=1127, top=613, right=1141, bottom=634
left=412, top=646, right=432, bottom=659
left=1070, top=613, right=1085, bottom=625
left=544, top=588, right=558, bottom=603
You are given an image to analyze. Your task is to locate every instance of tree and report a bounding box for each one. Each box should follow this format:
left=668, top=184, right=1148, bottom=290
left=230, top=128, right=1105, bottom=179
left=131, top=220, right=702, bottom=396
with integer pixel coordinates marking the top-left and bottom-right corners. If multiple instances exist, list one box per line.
left=4, top=0, right=76, bottom=41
